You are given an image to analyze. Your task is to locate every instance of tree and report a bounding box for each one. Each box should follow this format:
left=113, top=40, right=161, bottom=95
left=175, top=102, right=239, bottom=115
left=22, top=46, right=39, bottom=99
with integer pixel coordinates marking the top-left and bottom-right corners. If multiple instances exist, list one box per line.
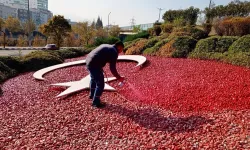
left=22, top=20, right=36, bottom=35
left=4, top=16, right=22, bottom=33
left=72, top=21, right=95, bottom=45
left=33, top=35, right=46, bottom=47
left=162, top=7, right=200, bottom=25
left=109, top=25, right=121, bottom=37
left=133, top=25, right=141, bottom=33
left=96, top=16, right=103, bottom=29
left=63, top=32, right=76, bottom=47
left=17, top=35, right=28, bottom=47
left=42, top=15, right=71, bottom=48
left=96, top=28, right=107, bottom=38
left=0, top=18, right=5, bottom=30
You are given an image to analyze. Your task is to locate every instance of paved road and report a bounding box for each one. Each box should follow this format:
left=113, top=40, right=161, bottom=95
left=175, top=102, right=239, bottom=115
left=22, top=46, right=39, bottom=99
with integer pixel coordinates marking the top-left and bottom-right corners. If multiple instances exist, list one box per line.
left=0, top=50, right=38, bottom=56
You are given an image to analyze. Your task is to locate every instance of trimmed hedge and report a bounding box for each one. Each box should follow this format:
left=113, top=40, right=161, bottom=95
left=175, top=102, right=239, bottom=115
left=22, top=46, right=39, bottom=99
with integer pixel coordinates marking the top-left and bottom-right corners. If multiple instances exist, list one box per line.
left=125, top=38, right=160, bottom=55
left=157, top=36, right=197, bottom=58
left=192, top=36, right=239, bottom=53
left=0, top=56, right=23, bottom=72
left=143, top=39, right=169, bottom=55
left=21, top=51, right=63, bottom=71
left=0, top=61, right=17, bottom=83
left=224, top=52, right=250, bottom=68
left=124, top=31, right=150, bottom=42
left=124, top=38, right=142, bottom=53
left=94, top=36, right=120, bottom=46
left=229, top=35, right=250, bottom=53
left=172, top=27, right=208, bottom=40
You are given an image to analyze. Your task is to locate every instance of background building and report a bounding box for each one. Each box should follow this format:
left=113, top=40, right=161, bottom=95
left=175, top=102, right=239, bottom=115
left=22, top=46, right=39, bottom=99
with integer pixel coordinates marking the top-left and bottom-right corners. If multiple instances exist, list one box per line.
left=0, top=3, right=17, bottom=19
left=120, top=23, right=154, bottom=31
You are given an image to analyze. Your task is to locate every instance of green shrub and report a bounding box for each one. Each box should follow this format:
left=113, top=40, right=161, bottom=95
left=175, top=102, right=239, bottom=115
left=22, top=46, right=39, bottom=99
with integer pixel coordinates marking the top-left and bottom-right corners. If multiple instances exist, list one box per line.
left=161, top=23, right=174, bottom=33
left=203, top=23, right=212, bottom=35
left=188, top=52, right=225, bottom=61
left=157, top=36, right=197, bottom=58
left=172, top=36, right=197, bottom=58
left=189, top=27, right=208, bottom=40
left=147, top=28, right=154, bottom=36
left=224, top=52, right=250, bottom=68
left=22, top=51, right=63, bottom=71
left=172, top=26, right=208, bottom=40
left=124, top=38, right=142, bottom=53
left=193, top=36, right=238, bottom=54
left=143, top=39, right=169, bottom=55
left=0, top=56, right=23, bottom=72
left=125, top=39, right=148, bottom=55
left=144, top=38, right=159, bottom=49
left=154, top=25, right=162, bottom=36
left=216, top=36, right=239, bottom=52
left=229, top=35, right=250, bottom=53
left=0, top=61, right=17, bottom=83
left=94, top=36, right=120, bottom=46
left=124, top=31, right=150, bottom=42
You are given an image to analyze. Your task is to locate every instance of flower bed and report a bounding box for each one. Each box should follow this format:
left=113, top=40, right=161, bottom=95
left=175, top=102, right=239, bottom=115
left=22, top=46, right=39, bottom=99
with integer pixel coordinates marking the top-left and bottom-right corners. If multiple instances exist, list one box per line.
left=0, top=56, right=249, bottom=149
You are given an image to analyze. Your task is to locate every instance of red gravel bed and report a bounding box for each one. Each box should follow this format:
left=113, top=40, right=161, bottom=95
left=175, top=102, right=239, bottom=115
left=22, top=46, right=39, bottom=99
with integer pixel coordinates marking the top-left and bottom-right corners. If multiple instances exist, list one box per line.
left=0, top=56, right=249, bottom=149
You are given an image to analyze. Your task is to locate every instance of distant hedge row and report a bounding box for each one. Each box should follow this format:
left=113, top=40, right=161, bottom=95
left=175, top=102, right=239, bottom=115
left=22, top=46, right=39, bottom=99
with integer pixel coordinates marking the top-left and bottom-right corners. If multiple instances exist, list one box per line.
left=0, top=48, right=92, bottom=84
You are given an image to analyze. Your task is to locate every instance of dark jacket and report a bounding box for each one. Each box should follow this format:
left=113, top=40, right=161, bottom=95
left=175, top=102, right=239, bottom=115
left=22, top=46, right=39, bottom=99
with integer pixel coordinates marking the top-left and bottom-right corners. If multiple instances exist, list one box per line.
left=86, top=44, right=121, bottom=78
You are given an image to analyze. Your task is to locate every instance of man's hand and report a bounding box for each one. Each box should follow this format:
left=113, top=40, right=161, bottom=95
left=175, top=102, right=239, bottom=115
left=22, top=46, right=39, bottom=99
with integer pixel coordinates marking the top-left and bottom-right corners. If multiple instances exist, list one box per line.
left=119, top=76, right=125, bottom=82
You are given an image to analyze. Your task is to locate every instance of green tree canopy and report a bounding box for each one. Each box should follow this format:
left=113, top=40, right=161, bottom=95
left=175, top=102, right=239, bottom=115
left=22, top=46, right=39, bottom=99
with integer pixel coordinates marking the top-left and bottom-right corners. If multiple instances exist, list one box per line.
left=42, top=15, right=71, bottom=48
left=204, top=0, right=250, bottom=21
left=163, top=6, right=200, bottom=25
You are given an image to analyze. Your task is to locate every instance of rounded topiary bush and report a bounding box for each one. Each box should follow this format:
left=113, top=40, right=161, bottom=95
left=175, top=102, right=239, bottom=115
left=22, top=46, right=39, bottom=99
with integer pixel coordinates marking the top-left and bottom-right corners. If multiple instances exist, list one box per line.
left=22, top=51, right=63, bottom=71
left=143, top=39, right=169, bottom=56
left=172, top=36, right=197, bottom=58
left=192, top=36, right=238, bottom=54
left=125, top=39, right=148, bottom=55
left=157, top=36, right=197, bottom=58
left=229, top=35, right=250, bottom=53
left=0, top=56, right=23, bottom=72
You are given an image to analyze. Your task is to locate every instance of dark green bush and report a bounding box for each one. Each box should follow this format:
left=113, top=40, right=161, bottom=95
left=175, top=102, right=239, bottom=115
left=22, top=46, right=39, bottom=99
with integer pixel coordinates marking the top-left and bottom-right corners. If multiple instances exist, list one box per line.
left=189, top=28, right=208, bottom=40
left=154, top=25, right=162, bottom=36
left=202, top=23, right=212, bottom=35
left=124, top=31, right=150, bottom=42
left=143, top=38, right=159, bottom=49
left=21, top=51, right=63, bottom=71
left=94, top=36, right=120, bottom=46
left=216, top=36, right=239, bottom=52
left=0, top=61, right=17, bottom=83
left=229, top=35, right=250, bottom=53
left=0, top=56, right=23, bottom=72
left=172, top=36, right=197, bottom=58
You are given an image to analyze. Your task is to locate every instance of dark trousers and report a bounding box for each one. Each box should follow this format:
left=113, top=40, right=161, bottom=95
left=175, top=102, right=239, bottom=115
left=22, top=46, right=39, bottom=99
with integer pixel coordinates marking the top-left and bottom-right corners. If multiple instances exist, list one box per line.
left=87, top=67, right=104, bottom=105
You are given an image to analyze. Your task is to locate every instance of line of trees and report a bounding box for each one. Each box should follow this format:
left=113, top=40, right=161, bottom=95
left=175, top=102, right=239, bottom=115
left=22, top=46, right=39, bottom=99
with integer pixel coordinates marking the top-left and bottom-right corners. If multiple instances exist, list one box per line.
left=0, top=14, right=122, bottom=47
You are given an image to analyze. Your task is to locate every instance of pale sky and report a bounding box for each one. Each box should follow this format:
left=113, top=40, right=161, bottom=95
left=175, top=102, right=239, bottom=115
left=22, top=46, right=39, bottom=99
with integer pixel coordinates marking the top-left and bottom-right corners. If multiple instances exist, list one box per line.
left=48, top=0, right=234, bottom=27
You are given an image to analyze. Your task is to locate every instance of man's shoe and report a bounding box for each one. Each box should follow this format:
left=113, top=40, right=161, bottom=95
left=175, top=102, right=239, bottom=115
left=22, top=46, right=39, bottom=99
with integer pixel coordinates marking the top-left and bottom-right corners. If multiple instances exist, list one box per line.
left=92, top=102, right=106, bottom=108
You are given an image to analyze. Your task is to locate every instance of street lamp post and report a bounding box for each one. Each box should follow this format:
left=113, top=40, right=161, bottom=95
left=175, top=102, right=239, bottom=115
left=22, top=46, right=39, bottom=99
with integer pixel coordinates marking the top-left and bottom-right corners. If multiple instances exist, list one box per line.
left=1, top=31, right=6, bottom=49
left=108, top=12, right=111, bottom=35
left=28, top=0, right=31, bottom=47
